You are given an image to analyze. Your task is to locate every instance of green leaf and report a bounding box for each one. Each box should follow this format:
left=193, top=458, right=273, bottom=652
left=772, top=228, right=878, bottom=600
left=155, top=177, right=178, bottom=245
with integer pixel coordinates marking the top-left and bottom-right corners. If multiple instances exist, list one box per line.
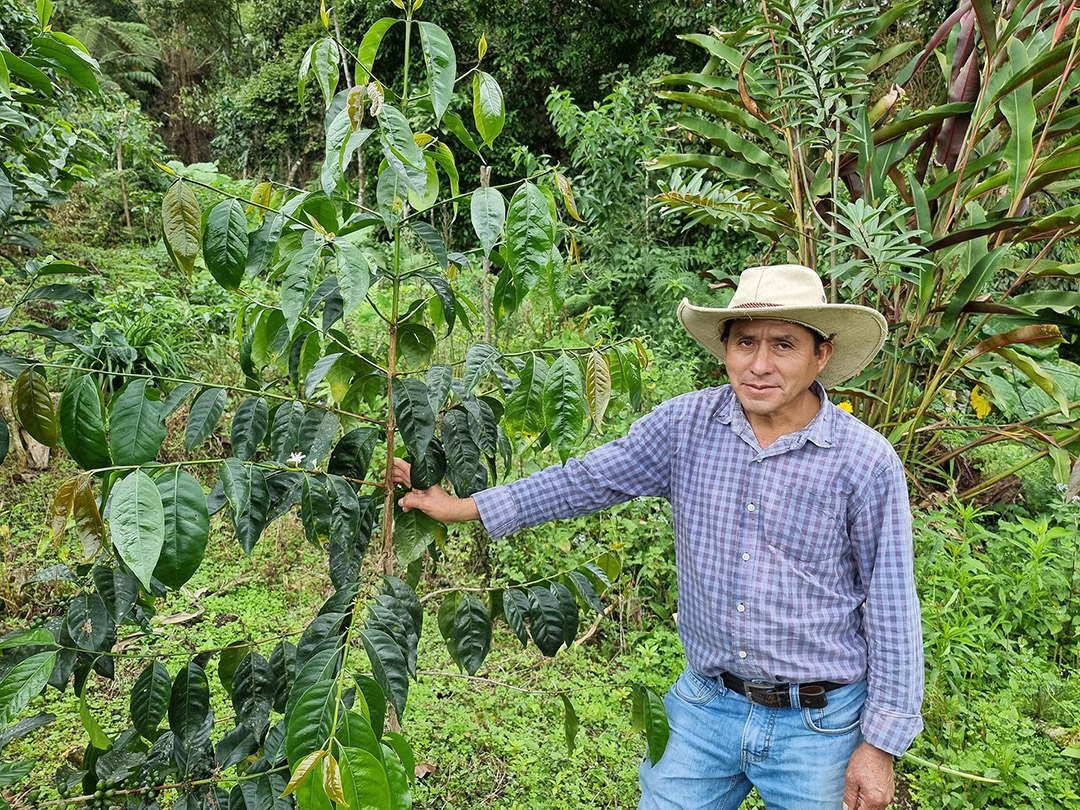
left=78, top=681, right=110, bottom=749
left=287, top=679, right=339, bottom=767
left=282, top=245, right=320, bottom=333
left=506, top=182, right=554, bottom=294
left=58, top=374, right=110, bottom=470
left=302, top=474, right=333, bottom=547
left=358, top=18, right=399, bottom=81
left=527, top=585, right=565, bottom=657
left=220, top=459, right=269, bottom=556
left=0, top=628, right=54, bottom=650
left=169, top=661, right=210, bottom=748
left=561, top=694, right=578, bottom=755
left=472, top=71, right=504, bottom=148
left=65, top=592, right=108, bottom=650
left=392, top=377, right=435, bottom=460
left=353, top=675, right=386, bottom=738
left=393, top=504, right=438, bottom=567
left=471, top=186, right=505, bottom=257
left=231, top=396, right=269, bottom=461
left=334, top=240, right=373, bottom=317
left=441, top=408, right=481, bottom=497
left=360, top=629, right=410, bottom=720
left=1000, top=39, right=1036, bottom=209
left=339, top=746, right=392, bottom=810
left=463, top=343, right=498, bottom=392
left=72, top=477, right=104, bottom=561
left=543, top=353, right=585, bottom=463
left=218, top=639, right=249, bottom=696
left=585, top=351, right=611, bottom=432
left=441, top=110, right=481, bottom=157
left=130, top=661, right=171, bottom=739
left=154, top=468, right=209, bottom=589
left=298, top=408, right=339, bottom=468
left=632, top=685, right=670, bottom=766
left=0, top=414, right=8, bottom=466
left=247, top=212, right=283, bottom=277
left=567, top=570, right=604, bottom=616
left=233, top=651, right=275, bottom=739
left=272, top=400, right=306, bottom=463
left=505, top=355, right=548, bottom=436
left=381, top=731, right=415, bottom=784
left=396, top=323, right=436, bottom=367
left=417, top=271, right=456, bottom=335
left=311, top=37, right=340, bottom=108
left=109, top=470, right=165, bottom=591
left=501, top=588, right=530, bottom=646
left=203, top=199, right=249, bottom=290
left=162, top=180, right=201, bottom=277
left=378, top=105, right=426, bottom=195
left=328, top=427, right=380, bottom=481
left=410, top=221, right=448, bottom=272
left=108, top=379, right=166, bottom=466
left=382, top=741, right=411, bottom=810
left=162, top=382, right=196, bottom=417
left=13, top=367, right=57, bottom=448
left=92, top=565, right=138, bottom=624
left=185, top=388, right=227, bottom=452
left=552, top=581, right=579, bottom=644
left=417, top=21, right=456, bottom=122
left=452, top=594, right=491, bottom=675
left=0, top=761, right=34, bottom=789
left=0, top=651, right=56, bottom=728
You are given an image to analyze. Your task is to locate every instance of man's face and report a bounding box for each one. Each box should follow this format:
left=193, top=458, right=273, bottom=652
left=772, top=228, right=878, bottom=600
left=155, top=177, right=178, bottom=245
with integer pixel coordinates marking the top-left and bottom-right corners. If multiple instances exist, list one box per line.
left=724, top=319, right=834, bottom=422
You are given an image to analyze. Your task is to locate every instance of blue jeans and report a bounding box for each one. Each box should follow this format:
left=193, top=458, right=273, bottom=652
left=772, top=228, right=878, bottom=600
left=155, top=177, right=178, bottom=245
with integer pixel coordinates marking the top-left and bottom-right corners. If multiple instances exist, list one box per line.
left=638, top=669, right=867, bottom=810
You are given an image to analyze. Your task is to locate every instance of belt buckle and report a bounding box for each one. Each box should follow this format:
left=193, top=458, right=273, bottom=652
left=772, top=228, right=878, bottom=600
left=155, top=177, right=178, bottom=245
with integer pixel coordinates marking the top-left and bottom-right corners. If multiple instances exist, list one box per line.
left=743, top=682, right=782, bottom=708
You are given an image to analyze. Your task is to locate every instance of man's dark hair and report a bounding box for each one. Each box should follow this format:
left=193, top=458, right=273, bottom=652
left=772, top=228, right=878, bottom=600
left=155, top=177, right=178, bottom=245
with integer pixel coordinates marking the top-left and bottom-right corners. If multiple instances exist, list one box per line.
left=720, top=319, right=831, bottom=355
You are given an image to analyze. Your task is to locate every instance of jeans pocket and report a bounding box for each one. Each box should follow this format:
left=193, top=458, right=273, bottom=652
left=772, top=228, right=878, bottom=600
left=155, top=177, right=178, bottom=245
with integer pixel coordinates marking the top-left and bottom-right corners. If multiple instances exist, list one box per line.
left=801, top=683, right=866, bottom=736
left=673, top=668, right=719, bottom=705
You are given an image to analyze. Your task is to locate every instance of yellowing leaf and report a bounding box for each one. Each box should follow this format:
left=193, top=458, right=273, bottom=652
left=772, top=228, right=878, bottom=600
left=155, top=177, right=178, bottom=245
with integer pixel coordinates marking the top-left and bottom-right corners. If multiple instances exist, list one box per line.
left=281, top=749, right=326, bottom=796
left=414, top=132, right=436, bottom=148
left=323, top=752, right=347, bottom=803
left=319, top=0, right=329, bottom=29
left=367, top=81, right=385, bottom=116
left=555, top=170, right=584, bottom=222
left=249, top=181, right=273, bottom=216
left=585, top=351, right=612, bottom=433
left=478, top=33, right=488, bottom=62
left=970, top=386, right=991, bottom=420
left=347, top=85, right=366, bottom=130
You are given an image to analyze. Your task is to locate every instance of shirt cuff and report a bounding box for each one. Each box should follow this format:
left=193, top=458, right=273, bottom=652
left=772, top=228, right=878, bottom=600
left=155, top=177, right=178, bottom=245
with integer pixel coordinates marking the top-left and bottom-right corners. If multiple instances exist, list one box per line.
left=472, top=485, right=519, bottom=539
left=860, top=700, right=924, bottom=757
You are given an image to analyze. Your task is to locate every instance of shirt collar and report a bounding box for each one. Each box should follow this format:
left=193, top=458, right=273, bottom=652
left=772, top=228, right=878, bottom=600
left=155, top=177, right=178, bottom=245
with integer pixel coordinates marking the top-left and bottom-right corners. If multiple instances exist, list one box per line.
left=714, top=380, right=835, bottom=449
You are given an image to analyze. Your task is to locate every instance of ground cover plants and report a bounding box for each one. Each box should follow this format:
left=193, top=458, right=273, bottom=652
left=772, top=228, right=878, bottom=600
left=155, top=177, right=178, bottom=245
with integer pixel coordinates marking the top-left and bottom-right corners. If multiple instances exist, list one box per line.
left=1, top=0, right=1080, bottom=807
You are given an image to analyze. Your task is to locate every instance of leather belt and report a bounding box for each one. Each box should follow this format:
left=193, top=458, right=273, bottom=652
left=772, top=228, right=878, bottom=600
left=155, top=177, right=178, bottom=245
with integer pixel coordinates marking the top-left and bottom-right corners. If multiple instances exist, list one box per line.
left=720, top=672, right=845, bottom=710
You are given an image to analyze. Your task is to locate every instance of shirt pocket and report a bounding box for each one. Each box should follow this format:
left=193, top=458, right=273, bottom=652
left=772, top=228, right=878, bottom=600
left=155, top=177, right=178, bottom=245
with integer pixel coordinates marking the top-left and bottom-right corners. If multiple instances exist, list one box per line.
left=763, top=485, right=844, bottom=563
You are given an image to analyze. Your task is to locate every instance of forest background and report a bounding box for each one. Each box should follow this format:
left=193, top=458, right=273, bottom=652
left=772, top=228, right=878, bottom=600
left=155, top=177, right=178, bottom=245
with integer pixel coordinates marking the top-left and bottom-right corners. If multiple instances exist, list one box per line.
left=1, top=0, right=1080, bottom=807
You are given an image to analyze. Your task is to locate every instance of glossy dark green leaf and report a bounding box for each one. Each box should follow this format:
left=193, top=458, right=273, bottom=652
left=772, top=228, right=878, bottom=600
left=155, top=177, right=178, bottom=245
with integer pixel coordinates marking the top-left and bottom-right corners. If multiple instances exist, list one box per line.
left=632, top=684, right=669, bottom=766
left=561, top=694, right=578, bottom=755
left=407, top=438, right=446, bottom=490
left=339, top=746, right=391, bottom=810
left=416, top=21, right=455, bottom=121
left=441, top=110, right=480, bottom=157
left=233, top=651, right=274, bottom=741
left=328, top=478, right=372, bottom=588
left=0, top=414, right=8, bottom=466
left=442, top=408, right=481, bottom=497
left=359, top=629, right=409, bottom=719
left=527, top=585, right=565, bottom=657
left=109, top=470, right=165, bottom=591
left=231, top=396, right=268, bottom=462
left=58, top=375, right=110, bottom=469
left=392, top=377, right=435, bottom=460
left=184, top=388, right=227, bottom=452
left=301, top=474, right=333, bottom=547
left=218, top=640, right=249, bottom=696
left=410, top=221, right=448, bottom=272
left=504, top=354, right=548, bottom=436
left=552, top=581, right=579, bottom=645
left=297, top=409, right=338, bottom=468
left=451, top=594, right=491, bottom=676
left=0, top=652, right=56, bottom=728
left=269, top=640, right=297, bottom=713
left=543, top=353, right=585, bottom=463
left=392, top=504, right=437, bottom=568
left=463, top=343, right=498, bottom=392
left=567, top=571, right=604, bottom=616
left=382, top=731, right=415, bottom=786
left=282, top=244, right=320, bottom=333
left=381, top=576, right=424, bottom=645
left=65, top=593, right=109, bottom=650
left=382, top=741, right=411, bottom=810
left=328, top=427, right=380, bottom=482
left=418, top=271, right=456, bottom=335
left=247, top=212, right=283, bottom=277
left=472, top=71, right=504, bottom=147
left=396, top=323, right=436, bottom=367
left=334, top=239, right=373, bottom=318
left=271, top=400, right=305, bottom=463
left=13, top=367, right=57, bottom=448
left=130, top=661, right=171, bottom=739
left=426, top=365, right=453, bottom=416
left=203, top=199, right=248, bottom=290
left=154, top=468, right=209, bottom=590
left=352, top=674, right=386, bottom=739
left=470, top=186, right=505, bottom=258
left=506, top=181, right=554, bottom=295
left=501, top=588, right=530, bottom=647
left=109, top=380, right=166, bottom=466
left=220, top=459, right=270, bottom=556
left=169, top=662, right=211, bottom=748
left=92, top=565, right=137, bottom=624
left=285, top=679, right=338, bottom=768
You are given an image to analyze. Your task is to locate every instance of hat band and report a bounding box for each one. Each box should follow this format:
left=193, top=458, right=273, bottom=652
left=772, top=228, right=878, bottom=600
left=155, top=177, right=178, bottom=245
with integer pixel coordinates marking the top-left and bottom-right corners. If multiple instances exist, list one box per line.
left=732, top=302, right=781, bottom=309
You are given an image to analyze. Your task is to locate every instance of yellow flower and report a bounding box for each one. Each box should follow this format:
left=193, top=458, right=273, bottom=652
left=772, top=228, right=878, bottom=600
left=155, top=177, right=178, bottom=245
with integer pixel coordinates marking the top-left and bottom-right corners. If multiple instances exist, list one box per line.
left=837, top=400, right=854, bottom=413
left=970, top=386, right=991, bottom=420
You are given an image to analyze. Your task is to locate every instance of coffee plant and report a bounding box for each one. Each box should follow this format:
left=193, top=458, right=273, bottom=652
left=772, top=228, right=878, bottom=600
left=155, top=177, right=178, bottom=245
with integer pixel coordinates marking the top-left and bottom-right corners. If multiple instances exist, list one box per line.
left=0, top=3, right=652, bottom=806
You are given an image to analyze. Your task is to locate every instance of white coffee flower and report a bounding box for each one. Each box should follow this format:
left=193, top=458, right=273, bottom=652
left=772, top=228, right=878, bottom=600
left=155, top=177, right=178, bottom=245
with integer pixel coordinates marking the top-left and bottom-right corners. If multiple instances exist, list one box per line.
left=287, top=451, right=306, bottom=466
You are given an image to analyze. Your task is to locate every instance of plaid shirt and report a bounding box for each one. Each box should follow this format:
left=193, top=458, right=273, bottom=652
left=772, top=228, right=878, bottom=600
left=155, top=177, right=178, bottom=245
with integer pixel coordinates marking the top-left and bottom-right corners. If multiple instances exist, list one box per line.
left=473, top=382, right=924, bottom=756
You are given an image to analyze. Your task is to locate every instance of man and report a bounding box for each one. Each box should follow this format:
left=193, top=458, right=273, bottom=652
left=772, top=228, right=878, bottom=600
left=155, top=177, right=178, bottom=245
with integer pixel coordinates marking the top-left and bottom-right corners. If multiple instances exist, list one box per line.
left=393, top=265, right=924, bottom=810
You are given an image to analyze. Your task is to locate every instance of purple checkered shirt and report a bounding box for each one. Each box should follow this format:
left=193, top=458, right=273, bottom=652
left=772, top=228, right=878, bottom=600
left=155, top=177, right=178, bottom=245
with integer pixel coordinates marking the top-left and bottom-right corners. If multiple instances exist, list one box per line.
left=473, top=382, right=924, bottom=756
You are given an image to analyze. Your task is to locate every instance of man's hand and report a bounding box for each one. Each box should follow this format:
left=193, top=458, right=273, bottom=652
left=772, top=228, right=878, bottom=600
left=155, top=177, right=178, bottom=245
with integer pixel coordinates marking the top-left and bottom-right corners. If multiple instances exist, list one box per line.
left=842, top=742, right=894, bottom=810
left=392, top=458, right=480, bottom=523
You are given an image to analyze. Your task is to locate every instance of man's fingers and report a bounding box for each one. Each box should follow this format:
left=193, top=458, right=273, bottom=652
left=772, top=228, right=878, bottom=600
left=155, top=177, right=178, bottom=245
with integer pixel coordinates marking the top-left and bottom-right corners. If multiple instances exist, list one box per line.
left=392, top=457, right=412, bottom=487
left=841, top=778, right=859, bottom=810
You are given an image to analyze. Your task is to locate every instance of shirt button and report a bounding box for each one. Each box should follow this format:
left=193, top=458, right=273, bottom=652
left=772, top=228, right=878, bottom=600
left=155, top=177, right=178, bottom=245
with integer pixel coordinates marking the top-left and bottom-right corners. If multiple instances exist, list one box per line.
left=737, top=603, right=746, bottom=612
left=742, top=552, right=750, bottom=561
left=747, top=503, right=756, bottom=512
left=738, top=650, right=747, bottom=659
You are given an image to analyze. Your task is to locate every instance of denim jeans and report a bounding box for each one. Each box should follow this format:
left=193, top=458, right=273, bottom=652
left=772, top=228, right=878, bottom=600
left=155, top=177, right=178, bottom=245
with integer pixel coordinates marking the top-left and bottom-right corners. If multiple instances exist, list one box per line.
left=638, top=669, right=867, bottom=810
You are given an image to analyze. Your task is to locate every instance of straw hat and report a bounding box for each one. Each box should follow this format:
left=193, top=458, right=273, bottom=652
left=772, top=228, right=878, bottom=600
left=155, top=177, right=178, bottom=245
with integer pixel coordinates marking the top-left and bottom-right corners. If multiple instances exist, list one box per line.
left=677, top=264, right=888, bottom=387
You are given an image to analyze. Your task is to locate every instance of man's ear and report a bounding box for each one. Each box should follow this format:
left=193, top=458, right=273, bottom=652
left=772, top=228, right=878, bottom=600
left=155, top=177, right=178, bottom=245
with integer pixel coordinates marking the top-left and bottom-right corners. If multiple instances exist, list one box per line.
left=816, top=341, right=835, bottom=372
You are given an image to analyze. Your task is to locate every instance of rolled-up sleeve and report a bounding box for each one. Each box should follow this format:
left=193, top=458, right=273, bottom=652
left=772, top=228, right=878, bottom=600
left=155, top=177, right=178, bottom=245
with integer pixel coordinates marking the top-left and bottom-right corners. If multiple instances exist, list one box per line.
left=850, top=454, right=925, bottom=756
left=473, top=401, right=673, bottom=540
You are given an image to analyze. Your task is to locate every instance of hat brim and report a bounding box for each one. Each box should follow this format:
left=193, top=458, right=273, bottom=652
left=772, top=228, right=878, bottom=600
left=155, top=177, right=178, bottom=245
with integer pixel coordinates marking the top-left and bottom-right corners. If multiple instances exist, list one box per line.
left=677, top=299, right=888, bottom=387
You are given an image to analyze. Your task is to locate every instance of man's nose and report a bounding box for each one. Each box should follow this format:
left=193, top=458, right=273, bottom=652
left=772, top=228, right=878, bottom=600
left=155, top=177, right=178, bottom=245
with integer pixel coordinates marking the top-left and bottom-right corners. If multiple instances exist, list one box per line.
left=748, top=346, right=773, bottom=375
